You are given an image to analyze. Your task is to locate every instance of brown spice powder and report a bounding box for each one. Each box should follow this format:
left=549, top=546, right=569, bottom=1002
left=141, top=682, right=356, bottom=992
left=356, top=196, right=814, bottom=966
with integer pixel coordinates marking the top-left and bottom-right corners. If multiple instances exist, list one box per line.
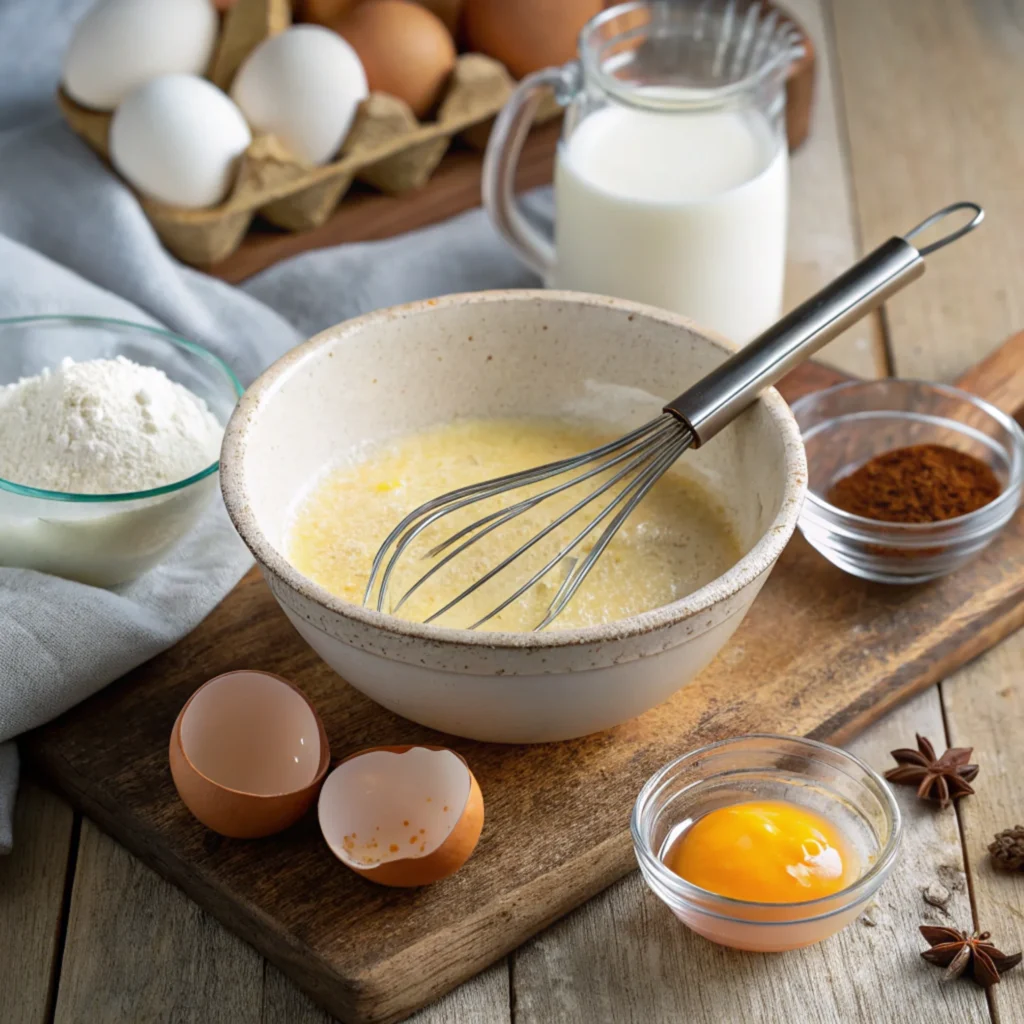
left=828, top=444, right=1001, bottom=524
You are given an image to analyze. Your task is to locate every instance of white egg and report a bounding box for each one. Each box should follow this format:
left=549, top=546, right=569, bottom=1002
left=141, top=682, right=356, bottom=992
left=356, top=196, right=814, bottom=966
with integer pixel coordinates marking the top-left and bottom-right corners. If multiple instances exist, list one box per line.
left=110, top=75, right=252, bottom=209
left=63, top=0, right=218, bottom=111
left=230, top=25, right=368, bottom=167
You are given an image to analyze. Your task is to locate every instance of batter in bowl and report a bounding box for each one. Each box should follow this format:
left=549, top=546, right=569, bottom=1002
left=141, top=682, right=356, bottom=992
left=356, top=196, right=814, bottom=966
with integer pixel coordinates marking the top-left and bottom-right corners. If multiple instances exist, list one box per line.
left=286, top=417, right=741, bottom=632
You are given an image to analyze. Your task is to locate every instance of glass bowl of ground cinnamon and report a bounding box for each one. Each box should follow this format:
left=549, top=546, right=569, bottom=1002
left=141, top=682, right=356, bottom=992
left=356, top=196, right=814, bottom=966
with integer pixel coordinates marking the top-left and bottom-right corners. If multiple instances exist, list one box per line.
left=792, top=380, right=1024, bottom=583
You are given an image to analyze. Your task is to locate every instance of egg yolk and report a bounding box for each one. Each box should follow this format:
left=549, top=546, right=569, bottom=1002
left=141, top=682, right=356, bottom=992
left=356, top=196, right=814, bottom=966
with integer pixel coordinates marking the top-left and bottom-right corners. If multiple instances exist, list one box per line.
left=666, top=800, right=857, bottom=903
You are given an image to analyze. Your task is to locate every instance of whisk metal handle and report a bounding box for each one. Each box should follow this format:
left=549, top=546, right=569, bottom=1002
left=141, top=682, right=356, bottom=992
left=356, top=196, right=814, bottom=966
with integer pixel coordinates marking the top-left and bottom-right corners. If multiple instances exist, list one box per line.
left=663, top=201, right=984, bottom=446
left=664, top=237, right=922, bottom=444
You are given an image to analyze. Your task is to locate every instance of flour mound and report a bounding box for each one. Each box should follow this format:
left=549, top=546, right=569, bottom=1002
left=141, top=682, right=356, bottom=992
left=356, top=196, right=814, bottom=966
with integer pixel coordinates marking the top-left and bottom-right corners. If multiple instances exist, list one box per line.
left=0, top=356, right=224, bottom=494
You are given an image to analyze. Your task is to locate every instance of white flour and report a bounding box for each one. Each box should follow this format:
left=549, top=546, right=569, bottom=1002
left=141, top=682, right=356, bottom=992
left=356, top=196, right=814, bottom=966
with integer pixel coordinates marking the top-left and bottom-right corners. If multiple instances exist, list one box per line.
left=0, top=356, right=227, bottom=586
left=0, top=356, right=223, bottom=493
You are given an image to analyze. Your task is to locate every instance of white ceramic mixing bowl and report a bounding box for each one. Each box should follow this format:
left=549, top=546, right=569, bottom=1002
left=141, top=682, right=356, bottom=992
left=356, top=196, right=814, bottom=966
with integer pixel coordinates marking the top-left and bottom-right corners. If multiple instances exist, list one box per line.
left=221, top=291, right=806, bottom=742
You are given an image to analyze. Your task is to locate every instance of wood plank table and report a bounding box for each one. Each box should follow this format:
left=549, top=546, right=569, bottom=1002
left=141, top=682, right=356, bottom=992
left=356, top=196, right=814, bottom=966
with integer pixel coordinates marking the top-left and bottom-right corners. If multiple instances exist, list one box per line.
left=3, top=1, right=1023, bottom=1022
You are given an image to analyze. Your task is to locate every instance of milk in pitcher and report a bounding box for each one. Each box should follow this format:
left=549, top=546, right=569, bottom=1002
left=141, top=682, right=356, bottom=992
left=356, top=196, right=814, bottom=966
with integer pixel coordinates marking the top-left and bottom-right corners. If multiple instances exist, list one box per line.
left=551, top=102, right=787, bottom=344
left=482, top=1, right=800, bottom=342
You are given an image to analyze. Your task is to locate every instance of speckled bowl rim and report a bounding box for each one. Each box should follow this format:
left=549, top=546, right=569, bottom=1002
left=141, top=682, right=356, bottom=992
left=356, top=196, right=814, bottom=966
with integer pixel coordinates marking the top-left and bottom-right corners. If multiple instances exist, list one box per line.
left=221, top=290, right=807, bottom=651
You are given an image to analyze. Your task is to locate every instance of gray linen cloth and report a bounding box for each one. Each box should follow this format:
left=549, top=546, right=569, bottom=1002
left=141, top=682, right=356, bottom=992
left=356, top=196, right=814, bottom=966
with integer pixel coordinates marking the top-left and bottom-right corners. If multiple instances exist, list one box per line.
left=0, top=0, right=544, bottom=851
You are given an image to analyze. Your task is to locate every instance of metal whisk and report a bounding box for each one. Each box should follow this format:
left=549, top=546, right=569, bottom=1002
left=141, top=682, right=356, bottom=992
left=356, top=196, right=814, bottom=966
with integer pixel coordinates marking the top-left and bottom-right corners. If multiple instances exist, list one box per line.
left=366, top=202, right=983, bottom=630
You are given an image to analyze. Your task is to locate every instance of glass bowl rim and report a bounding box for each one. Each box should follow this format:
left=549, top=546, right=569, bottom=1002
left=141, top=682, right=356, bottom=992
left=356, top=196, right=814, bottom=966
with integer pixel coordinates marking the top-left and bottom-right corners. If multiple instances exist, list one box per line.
left=0, top=314, right=244, bottom=503
left=792, top=378, right=1024, bottom=533
left=630, top=732, right=903, bottom=915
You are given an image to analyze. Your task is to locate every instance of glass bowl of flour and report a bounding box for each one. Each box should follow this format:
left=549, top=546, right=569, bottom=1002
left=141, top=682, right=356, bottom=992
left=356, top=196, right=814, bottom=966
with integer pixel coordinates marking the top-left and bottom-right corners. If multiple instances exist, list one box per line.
left=0, top=315, right=243, bottom=587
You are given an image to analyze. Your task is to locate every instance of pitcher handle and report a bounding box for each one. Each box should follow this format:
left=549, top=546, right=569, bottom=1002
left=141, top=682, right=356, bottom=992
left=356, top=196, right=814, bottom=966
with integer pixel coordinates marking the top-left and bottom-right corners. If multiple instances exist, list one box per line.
left=482, top=63, right=581, bottom=278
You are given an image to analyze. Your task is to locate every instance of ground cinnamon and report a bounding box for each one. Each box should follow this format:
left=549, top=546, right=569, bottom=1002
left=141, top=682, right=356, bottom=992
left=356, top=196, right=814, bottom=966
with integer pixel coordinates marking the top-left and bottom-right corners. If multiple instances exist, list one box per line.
left=828, top=444, right=1001, bottom=523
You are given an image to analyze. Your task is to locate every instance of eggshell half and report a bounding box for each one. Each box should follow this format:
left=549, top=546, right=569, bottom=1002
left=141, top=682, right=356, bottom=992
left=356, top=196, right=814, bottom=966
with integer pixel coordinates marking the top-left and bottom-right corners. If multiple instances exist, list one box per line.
left=319, top=745, right=484, bottom=886
left=169, top=670, right=330, bottom=838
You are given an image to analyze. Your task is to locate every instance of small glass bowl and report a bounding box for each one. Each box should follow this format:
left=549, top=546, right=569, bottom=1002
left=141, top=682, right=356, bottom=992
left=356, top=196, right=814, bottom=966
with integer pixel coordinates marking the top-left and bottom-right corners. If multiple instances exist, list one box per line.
left=0, top=315, right=243, bottom=587
left=631, top=735, right=901, bottom=952
left=792, top=380, right=1024, bottom=583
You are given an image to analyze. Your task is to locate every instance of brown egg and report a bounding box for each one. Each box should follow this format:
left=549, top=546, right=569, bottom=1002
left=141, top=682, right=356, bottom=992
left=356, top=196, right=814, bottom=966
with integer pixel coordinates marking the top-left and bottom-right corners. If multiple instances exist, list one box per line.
left=333, top=0, right=456, bottom=118
left=169, top=670, right=330, bottom=839
left=299, top=0, right=362, bottom=26
left=462, top=0, right=602, bottom=79
left=415, top=0, right=463, bottom=35
left=319, top=745, right=484, bottom=887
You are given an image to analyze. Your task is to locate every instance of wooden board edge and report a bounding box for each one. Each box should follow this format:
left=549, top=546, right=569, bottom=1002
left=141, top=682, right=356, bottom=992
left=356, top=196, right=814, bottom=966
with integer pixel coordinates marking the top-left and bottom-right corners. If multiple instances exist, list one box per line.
left=812, top=582, right=1024, bottom=747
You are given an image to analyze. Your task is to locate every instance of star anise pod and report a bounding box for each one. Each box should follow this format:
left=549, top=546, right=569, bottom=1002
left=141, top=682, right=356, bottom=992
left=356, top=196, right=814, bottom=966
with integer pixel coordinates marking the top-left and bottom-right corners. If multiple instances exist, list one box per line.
left=884, top=734, right=979, bottom=809
left=989, top=825, right=1024, bottom=871
left=920, top=926, right=1022, bottom=987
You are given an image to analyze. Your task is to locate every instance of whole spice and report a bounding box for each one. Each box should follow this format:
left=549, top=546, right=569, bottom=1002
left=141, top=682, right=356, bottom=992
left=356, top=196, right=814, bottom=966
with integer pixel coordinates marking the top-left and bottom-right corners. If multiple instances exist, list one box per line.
left=884, top=734, right=979, bottom=809
left=920, top=926, right=1022, bottom=987
left=828, top=443, right=1001, bottom=523
left=989, top=825, right=1024, bottom=871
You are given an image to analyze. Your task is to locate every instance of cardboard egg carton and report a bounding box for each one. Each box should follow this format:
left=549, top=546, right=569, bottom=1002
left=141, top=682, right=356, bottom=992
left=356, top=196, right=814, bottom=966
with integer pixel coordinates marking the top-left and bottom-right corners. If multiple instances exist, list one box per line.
left=57, top=0, right=557, bottom=268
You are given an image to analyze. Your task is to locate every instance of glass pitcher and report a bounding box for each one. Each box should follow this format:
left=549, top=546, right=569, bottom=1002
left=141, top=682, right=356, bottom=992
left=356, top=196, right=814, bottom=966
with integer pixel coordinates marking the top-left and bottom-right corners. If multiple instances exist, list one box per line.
left=482, top=0, right=804, bottom=344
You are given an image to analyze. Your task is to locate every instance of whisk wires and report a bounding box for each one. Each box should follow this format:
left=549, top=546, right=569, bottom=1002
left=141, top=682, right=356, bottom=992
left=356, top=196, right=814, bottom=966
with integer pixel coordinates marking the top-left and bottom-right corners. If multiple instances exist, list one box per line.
left=364, top=413, right=694, bottom=630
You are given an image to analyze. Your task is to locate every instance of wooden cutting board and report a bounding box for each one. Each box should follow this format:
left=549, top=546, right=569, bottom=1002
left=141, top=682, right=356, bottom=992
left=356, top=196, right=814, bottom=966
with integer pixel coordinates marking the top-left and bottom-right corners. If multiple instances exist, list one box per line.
left=25, top=331, right=1024, bottom=1024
